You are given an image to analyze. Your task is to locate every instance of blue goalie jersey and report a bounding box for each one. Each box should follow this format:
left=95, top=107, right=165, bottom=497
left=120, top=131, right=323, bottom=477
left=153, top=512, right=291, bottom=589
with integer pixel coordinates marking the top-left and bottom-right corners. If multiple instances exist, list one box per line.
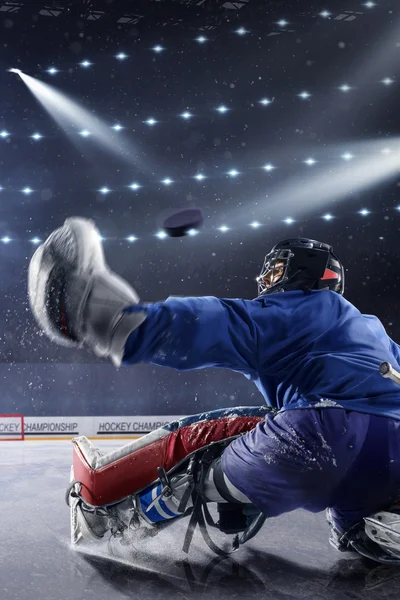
left=123, top=290, right=400, bottom=420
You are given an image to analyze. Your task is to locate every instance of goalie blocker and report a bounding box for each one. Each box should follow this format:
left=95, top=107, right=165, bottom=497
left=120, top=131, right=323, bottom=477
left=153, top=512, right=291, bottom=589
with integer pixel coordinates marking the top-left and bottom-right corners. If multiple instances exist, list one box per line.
left=67, top=406, right=271, bottom=555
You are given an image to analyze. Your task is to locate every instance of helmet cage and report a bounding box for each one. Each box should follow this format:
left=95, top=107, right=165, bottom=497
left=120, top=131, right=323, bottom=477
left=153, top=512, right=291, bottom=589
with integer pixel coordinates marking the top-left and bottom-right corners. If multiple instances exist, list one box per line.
left=256, top=249, right=295, bottom=296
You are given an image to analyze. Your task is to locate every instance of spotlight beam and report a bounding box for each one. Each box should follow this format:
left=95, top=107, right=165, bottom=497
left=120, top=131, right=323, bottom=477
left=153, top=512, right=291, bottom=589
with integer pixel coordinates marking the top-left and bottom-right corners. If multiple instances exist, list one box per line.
left=231, top=138, right=400, bottom=228
left=15, top=72, right=151, bottom=173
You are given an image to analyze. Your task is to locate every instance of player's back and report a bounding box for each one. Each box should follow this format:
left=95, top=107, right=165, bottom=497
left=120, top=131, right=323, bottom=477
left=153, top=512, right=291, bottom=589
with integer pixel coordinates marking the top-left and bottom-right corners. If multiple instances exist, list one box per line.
left=249, top=290, right=400, bottom=419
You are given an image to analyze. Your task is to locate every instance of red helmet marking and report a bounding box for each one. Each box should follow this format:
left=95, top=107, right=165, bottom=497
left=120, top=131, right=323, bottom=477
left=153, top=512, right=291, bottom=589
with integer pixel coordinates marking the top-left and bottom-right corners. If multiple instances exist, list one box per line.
left=321, top=268, right=338, bottom=281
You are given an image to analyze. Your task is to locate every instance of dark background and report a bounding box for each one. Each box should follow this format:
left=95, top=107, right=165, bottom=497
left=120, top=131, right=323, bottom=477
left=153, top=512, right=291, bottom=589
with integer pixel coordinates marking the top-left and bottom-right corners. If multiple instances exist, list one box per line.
left=0, top=0, right=399, bottom=416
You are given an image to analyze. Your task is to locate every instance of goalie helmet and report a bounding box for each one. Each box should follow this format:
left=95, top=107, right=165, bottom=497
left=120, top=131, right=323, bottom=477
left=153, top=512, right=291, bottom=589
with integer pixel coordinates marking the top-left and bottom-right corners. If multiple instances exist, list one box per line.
left=257, top=238, right=344, bottom=297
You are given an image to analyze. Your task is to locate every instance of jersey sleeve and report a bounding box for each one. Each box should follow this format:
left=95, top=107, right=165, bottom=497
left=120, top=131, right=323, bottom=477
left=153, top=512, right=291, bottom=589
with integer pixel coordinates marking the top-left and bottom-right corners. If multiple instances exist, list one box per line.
left=122, top=296, right=259, bottom=374
left=389, top=338, right=400, bottom=367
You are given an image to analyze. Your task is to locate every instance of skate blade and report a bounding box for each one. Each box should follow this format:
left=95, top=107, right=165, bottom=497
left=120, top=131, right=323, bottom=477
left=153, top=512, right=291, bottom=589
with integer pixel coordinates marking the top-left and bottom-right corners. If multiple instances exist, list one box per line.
left=69, top=465, right=100, bottom=546
left=70, top=496, right=84, bottom=545
left=71, top=501, right=106, bottom=545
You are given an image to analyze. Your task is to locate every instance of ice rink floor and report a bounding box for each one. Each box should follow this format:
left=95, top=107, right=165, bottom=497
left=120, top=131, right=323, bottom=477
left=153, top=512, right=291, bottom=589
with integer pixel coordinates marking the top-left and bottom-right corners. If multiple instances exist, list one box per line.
left=2, top=440, right=400, bottom=600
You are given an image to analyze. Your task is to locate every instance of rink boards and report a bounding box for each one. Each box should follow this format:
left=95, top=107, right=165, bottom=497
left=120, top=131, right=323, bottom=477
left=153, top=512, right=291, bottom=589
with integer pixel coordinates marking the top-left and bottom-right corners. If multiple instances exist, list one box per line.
left=0, top=414, right=183, bottom=441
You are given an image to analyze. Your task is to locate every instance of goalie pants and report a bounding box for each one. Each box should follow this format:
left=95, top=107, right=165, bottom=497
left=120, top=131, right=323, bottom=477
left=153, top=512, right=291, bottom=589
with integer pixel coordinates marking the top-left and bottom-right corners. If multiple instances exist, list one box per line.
left=221, top=407, right=400, bottom=535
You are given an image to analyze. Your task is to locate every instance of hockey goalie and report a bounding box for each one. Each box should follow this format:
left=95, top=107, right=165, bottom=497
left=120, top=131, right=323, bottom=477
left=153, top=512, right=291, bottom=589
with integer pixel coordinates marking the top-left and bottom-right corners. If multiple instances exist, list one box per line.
left=29, top=217, right=400, bottom=563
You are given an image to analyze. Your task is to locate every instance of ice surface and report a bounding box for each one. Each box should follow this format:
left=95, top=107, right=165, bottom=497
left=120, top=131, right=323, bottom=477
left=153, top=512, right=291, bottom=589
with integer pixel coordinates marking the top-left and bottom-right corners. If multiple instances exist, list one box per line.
left=1, top=440, right=399, bottom=600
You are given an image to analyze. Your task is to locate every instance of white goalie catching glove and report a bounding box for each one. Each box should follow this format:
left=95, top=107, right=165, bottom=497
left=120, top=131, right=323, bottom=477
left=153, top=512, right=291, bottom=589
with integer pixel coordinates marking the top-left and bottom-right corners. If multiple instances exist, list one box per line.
left=28, top=217, right=147, bottom=366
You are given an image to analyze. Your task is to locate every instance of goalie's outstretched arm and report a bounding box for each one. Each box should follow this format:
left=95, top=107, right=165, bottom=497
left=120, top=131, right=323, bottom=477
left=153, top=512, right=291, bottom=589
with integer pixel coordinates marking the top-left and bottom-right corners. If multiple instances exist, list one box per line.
left=122, top=296, right=259, bottom=374
left=28, top=217, right=259, bottom=375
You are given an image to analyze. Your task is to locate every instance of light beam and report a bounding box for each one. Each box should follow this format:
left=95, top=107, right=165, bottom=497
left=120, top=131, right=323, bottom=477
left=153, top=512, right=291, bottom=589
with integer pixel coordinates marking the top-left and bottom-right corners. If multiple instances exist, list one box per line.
left=14, top=71, right=149, bottom=172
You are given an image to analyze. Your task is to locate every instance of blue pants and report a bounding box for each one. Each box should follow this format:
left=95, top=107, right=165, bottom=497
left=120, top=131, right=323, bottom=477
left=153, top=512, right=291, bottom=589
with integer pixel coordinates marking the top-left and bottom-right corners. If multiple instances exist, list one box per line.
left=221, top=408, right=400, bottom=535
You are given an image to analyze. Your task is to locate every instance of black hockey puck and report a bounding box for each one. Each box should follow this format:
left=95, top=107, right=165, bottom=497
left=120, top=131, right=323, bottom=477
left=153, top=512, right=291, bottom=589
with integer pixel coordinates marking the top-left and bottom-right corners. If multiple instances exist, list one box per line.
left=162, top=208, right=204, bottom=237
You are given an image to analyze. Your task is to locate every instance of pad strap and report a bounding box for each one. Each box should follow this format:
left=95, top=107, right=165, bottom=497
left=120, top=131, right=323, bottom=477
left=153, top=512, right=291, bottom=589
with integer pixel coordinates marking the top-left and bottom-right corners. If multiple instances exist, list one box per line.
left=212, top=457, right=243, bottom=504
